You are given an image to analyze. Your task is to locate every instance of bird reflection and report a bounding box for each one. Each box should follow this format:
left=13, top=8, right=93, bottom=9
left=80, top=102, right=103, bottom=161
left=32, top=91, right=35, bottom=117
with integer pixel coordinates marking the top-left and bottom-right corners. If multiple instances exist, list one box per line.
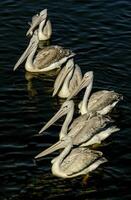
left=25, top=69, right=61, bottom=97
left=25, top=71, right=38, bottom=97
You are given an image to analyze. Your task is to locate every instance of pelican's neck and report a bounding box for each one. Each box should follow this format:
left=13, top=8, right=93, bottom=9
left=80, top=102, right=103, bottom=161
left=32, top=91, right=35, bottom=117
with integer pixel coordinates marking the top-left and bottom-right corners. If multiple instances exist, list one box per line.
left=59, top=104, right=74, bottom=139
left=38, top=19, right=47, bottom=40
left=58, top=69, right=74, bottom=98
left=80, top=80, right=93, bottom=115
left=25, top=46, right=37, bottom=72
left=52, top=141, right=72, bottom=178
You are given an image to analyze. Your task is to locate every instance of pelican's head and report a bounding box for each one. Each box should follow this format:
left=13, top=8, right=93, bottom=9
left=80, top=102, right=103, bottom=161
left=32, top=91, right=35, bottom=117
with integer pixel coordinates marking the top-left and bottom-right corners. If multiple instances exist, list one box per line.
left=67, top=71, right=94, bottom=100
left=13, top=31, right=39, bottom=71
left=53, top=58, right=75, bottom=97
left=26, top=9, right=48, bottom=37
left=39, top=100, right=74, bottom=134
left=40, top=9, right=47, bottom=16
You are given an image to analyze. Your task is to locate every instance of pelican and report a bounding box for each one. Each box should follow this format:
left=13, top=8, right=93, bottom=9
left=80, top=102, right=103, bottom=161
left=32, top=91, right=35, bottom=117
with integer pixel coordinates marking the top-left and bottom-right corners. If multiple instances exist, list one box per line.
left=68, top=74, right=123, bottom=115
left=52, top=58, right=83, bottom=98
left=39, top=70, right=94, bottom=137
left=13, top=31, right=75, bottom=72
left=36, top=101, right=119, bottom=159
left=26, top=9, right=52, bottom=41
left=42, top=137, right=107, bottom=178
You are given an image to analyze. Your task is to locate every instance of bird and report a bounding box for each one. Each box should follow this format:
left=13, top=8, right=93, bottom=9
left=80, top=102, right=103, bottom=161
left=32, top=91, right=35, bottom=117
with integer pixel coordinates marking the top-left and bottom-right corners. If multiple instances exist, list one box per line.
left=52, top=60, right=93, bottom=99
left=39, top=100, right=75, bottom=139
left=67, top=73, right=123, bottom=115
left=52, top=58, right=82, bottom=98
left=36, top=136, right=107, bottom=178
left=13, top=31, right=75, bottom=72
left=26, top=9, right=52, bottom=41
left=39, top=70, right=94, bottom=137
left=35, top=100, right=119, bottom=159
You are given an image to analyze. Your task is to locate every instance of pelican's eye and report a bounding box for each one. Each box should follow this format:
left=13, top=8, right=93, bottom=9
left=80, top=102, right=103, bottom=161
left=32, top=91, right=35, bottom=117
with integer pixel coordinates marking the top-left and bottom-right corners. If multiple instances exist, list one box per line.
left=85, top=74, right=89, bottom=78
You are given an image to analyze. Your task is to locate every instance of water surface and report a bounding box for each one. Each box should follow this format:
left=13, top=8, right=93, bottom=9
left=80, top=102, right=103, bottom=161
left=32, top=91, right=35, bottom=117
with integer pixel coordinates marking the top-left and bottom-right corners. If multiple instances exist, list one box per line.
left=0, top=0, right=131, bottom=199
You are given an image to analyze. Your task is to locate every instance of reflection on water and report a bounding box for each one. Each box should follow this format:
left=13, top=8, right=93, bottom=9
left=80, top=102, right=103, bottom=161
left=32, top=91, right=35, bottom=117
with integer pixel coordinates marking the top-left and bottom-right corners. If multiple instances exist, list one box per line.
left=25, top=70, right=60, bottom=97
left=0, top=0, right=131, bottom=199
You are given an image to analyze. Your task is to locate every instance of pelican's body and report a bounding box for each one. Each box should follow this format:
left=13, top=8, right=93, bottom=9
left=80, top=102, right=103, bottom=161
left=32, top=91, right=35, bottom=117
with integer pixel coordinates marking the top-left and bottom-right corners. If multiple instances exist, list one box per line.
left=69, top=90, right=121, bottom=129
left=53, top=59, right=82, bottom=98
left=68, top=74, right=123, bottom=115
left=79, top=90, right=123, bottom=115
left=25, top=45, right=74, bottom=73
left=50, top=138, right=107, bottom=178
left=13, top=31, right=75, bottom=72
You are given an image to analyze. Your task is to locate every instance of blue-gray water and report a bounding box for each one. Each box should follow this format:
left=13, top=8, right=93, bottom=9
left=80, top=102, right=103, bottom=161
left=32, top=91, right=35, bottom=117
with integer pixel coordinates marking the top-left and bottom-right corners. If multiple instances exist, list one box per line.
left=0, top=0, right=131, bottom=199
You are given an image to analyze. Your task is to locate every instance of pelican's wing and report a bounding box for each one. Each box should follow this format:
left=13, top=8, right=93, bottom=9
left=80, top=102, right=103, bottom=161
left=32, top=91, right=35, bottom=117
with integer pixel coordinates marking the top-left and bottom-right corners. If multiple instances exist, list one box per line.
left=88, top=90, right=123, bottom=113
left=68, top=119, right=89, bottom=137
left=34, top=46, right=74, bottom=70
left=69, top=64, right=82, bottom=94
left=72, top=115, right=111, bottom=146
left=88, top=90, right=109, bottom=109
left=61, top=148, right=103, bottom=176
left=33, top=47, right=56, bottom=69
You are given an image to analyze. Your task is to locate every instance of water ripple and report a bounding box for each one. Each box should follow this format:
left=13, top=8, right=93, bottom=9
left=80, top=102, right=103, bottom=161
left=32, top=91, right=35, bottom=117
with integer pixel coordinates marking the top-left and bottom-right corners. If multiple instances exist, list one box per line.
left=0, top=0, right=131, bottom=199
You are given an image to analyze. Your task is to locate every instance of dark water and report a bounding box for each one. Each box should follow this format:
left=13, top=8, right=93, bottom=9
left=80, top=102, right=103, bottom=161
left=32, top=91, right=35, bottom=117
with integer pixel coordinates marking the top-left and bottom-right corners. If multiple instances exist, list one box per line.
left=0, top=0, right=131, bottom=199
